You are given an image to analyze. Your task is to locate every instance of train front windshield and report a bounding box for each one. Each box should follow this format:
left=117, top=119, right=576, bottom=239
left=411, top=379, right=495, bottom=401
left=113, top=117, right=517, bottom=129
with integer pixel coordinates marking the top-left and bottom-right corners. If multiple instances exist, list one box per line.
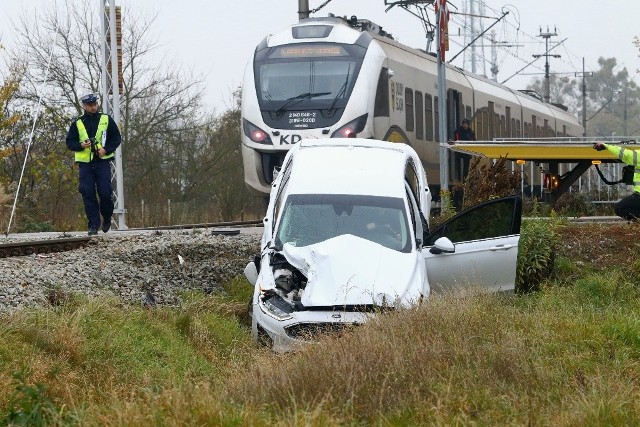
left=254, top=43, right=366, bottom=128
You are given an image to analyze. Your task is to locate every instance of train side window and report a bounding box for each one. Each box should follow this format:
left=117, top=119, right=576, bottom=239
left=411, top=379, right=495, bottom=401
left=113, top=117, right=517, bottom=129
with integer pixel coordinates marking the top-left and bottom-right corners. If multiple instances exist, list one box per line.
left=511, top=118, right=516, bottom=138
left=374, top=67, right=390, bottom=117
left=500, top=115, right=505, bottom=138
left=405, top=88, right=414, bottom=132
left=425, top=94, right=433, bottom=141
left=488, top=102, right=495, bottom=139
left=481, top=110, right=489, bottom=140
left=474, top=109, right=481, bottom=139
left=415, top=90, right=424, bottom=140
left=505, top=107, right=511, bottom=137
left=465, top=106, right=472, bottom=122
left=516, top=119, right=521, bottom=138
left=434, top=96, right=440, bottom=142
left=532, top=115, right=537, bottom=138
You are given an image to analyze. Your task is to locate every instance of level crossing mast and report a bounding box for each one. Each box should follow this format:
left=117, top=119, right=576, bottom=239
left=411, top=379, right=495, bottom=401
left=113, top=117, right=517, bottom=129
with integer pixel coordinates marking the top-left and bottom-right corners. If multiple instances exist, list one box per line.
left=100, top=0, right=126, bottom=229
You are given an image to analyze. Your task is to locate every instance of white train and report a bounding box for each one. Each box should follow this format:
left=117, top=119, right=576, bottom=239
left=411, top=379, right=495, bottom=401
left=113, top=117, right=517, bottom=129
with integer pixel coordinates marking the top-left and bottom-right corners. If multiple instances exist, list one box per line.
left=241, top=15, right=583, bottom=197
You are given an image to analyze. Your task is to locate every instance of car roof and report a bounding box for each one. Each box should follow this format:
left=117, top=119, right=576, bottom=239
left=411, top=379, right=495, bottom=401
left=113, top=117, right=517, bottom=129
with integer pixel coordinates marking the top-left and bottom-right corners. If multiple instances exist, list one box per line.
left=284, top=138, right=415, bottom=197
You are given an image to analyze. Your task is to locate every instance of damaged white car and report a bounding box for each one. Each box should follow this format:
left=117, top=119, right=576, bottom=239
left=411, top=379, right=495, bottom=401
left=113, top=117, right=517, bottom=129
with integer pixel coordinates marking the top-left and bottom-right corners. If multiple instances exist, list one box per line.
left=244, top=139, right=522, bottom=352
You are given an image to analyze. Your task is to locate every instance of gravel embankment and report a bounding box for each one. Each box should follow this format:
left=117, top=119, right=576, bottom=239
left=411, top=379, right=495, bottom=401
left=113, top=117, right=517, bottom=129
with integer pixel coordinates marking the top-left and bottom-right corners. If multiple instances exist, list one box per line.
left=0, top=230, right=261, bottom=313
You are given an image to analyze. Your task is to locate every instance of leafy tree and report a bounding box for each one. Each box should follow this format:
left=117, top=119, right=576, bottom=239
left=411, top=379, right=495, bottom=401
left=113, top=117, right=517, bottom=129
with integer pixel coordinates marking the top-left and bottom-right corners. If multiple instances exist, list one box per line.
left=527, top=56, right=640, bottom=137
left=0, top=63, right=78, bottom=231
left=0, top=59, right=26, bottom=230
left=204, top=92, right=262, bottom=221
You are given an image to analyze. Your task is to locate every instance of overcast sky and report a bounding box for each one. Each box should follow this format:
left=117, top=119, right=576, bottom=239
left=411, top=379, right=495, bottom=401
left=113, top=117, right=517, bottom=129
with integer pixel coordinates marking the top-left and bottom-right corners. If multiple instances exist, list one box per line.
left=1, top=0, right=638, bottom=112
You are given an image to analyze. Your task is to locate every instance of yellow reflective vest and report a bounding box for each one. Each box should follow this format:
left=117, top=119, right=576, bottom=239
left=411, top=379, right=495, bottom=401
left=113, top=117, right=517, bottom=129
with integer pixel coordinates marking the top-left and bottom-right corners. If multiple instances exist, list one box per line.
left=605, top=144, right=640, bottom=193
left=74, top=114, right=114, bottom=162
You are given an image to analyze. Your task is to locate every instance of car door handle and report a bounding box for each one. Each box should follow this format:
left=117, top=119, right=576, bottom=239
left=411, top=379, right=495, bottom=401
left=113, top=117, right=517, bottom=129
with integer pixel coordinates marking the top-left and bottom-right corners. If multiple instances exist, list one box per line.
left=489, top=244, right=515, bottom=251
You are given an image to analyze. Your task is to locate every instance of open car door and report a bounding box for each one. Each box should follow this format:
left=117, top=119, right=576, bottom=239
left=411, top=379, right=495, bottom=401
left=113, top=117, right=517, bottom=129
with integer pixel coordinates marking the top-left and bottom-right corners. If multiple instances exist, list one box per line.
left=423, top=195, right=522, bottom=293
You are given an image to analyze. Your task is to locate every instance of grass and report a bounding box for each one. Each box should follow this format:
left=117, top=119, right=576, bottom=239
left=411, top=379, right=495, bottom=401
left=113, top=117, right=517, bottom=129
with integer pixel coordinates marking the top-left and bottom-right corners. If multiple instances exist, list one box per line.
left=1, top=232, right=640, bottom=425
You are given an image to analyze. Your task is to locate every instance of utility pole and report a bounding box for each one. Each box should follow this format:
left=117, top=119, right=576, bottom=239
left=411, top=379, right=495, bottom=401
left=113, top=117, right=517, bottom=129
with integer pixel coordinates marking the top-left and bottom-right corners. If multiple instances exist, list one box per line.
left=469, top=0, right=476, bottom=74
left=624, top=88, right=628, bottom=137
left=436, top=0, right=449, bottom=194
left=490, top=30, right=498, bottom=80
left=488, top=30, right=521, bottom=81
left=100, top=0, right=126, bottom=229
left=575, top=57, right=593, bottom=137
left=462, top=0, right=487, bottom=76
left=533, top=26, right=560, bottom=103
left=298, top=0, right=310, bottom=20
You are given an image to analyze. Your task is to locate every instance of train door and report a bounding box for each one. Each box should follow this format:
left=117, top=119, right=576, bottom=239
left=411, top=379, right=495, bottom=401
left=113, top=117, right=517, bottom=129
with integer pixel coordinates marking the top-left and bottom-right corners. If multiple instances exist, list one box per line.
left=373, top=66, right=391, bottom=139
left=447, top=89, right=467, bottom=206
left=446, top=89, right=463, bottom=139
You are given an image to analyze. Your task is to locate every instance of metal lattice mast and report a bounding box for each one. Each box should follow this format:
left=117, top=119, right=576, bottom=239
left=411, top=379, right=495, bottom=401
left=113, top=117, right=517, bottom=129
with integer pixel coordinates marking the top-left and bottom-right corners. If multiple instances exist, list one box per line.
left=100, top=0, right=126, bottom=229
left=462, top=0, right=487, bottom=76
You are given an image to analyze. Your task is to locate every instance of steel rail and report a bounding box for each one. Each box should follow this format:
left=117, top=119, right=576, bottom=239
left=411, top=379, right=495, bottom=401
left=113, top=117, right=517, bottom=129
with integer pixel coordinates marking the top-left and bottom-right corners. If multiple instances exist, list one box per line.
left=0, top=220, right=264, bottom=258
left=0, top=236, right=91, bottom=258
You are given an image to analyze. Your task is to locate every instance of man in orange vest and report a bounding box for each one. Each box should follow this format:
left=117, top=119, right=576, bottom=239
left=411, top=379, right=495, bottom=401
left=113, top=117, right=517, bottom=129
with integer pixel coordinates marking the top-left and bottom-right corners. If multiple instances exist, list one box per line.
left=66, top=93, right=121, bottom=235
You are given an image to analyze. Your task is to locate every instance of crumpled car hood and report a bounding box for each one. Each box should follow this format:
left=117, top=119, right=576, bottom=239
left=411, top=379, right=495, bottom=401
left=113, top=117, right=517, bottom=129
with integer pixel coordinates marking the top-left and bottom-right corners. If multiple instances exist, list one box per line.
left=280, top=234, right=425, bottom=307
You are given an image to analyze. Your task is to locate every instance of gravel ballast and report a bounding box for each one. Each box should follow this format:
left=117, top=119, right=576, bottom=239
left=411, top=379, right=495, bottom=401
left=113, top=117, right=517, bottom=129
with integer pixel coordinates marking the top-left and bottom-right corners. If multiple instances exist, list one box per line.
left=0, top=230, right=261, bottom=313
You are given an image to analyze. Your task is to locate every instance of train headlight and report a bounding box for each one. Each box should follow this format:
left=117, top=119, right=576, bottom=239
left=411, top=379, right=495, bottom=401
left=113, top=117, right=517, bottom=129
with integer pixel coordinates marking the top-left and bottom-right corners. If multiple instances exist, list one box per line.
left=331, top=114, right=368, bottom=138
left=243, top=119, right=273, bottom=144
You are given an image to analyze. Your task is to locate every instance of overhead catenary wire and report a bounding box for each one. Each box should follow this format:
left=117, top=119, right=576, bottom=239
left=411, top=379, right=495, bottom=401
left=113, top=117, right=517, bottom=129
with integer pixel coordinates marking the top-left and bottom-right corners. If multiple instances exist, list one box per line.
left=5, top=12, right=59, bottom=237
left=311, top=0, right=334, bottom=14
left=448, top=1, right=596, bottom=83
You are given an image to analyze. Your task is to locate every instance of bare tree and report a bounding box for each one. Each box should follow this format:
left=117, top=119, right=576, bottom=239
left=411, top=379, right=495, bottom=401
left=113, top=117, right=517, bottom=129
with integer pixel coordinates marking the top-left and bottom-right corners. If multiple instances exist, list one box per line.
left=6, top=0, right=213, bottom=226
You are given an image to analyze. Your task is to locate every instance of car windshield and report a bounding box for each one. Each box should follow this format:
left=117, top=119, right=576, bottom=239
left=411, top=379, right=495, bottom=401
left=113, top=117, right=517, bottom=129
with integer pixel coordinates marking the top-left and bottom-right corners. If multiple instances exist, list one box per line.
left=275, top=194, right=412, bottom=252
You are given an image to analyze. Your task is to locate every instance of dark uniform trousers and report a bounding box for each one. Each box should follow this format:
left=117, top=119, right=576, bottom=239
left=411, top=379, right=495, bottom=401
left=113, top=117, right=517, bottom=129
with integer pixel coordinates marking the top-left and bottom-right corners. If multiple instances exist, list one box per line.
left=615, top=192, right=640, bottom=221
left=78, top=161, right=114, bottom=229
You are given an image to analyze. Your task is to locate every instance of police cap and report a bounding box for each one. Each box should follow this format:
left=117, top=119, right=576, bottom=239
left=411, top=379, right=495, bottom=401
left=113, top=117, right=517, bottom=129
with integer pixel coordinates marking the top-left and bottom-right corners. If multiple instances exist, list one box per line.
left=80, top=93, right=99, bottom=104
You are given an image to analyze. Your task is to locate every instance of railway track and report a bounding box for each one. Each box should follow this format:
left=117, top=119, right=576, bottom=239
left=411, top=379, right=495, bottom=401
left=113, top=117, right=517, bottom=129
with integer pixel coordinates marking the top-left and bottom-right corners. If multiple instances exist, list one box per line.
left=0, top=236, right=91, bottom=258
left=0, top=216, right=622, bottom=259
left=0, top=219, right=263, bottom=259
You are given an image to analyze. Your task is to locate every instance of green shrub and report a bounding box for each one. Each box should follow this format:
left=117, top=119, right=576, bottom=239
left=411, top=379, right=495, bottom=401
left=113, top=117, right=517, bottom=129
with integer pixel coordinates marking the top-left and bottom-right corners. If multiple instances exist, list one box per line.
left=554, top=192, right=595, bottom=217
left=458, top=156, right=521, bottom=210
left=516, top=204, right=563, bottom=293
left=17, top=220, right=54, bottom=233
left=522, top=197, right=554, bottom=217
left=0, top=369, right=74, bottom=426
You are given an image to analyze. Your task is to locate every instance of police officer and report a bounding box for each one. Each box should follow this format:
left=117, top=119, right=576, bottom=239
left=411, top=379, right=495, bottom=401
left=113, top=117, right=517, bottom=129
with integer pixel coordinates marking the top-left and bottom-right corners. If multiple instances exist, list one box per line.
left=66, top=93, right=122, bottom=235
left=594, top=142, right=640, bottom=220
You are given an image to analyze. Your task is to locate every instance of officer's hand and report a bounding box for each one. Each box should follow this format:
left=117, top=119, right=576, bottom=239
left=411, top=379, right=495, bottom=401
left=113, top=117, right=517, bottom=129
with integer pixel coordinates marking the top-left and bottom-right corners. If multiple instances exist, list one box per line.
left=97, top=148, right=106, bottom=157
left=81, top=139, right=92, bottom=148
left=593, top=142, right=607, bottom=151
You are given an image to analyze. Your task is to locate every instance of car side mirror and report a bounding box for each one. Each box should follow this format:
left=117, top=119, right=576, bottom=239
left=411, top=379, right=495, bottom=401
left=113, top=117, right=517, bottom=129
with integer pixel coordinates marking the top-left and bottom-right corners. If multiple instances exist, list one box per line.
left=244, top=261, right=258, bottom=285
left=429, top=237, right=455, bottom=254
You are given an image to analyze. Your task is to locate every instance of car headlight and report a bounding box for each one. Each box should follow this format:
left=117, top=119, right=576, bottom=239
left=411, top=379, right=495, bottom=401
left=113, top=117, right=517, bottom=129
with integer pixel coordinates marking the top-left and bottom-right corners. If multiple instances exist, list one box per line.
left=259, top=291, right=294, bottom=321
